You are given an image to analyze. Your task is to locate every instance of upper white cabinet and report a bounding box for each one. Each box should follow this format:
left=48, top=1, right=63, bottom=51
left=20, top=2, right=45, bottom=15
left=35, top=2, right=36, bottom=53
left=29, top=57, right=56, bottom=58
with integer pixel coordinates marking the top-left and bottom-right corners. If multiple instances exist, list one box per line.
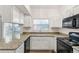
left=49, top=18, right=62, bottom=28
left=63, top=6, right=79, bottom=18
left=25, top=5, right=31, bottom=15
left=13, top=6, right=24, bottom=24
left=73, top=6, right=79, bottom=15
left=13, top=6, right=20, bottom=23
left=13, top=6, right=26, bottom=24
left=23, top=15, right=32, bottom=27
left=19, top=12, right=24, bottom=24
left=0, top=6, right=13, bottom=22
left=0, top=5, right=31, bottom=24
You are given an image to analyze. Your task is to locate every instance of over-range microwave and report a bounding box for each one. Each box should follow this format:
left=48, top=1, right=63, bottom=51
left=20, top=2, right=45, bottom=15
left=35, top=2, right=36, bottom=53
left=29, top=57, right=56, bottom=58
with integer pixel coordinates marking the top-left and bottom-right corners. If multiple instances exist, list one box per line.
left=62, top=14, right=79, bottom=28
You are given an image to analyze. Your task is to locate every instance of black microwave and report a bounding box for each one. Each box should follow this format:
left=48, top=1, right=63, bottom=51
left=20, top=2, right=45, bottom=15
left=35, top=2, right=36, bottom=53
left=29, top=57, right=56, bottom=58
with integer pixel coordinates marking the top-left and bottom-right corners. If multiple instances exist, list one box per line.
left=62, top=14, right=79, bottom=28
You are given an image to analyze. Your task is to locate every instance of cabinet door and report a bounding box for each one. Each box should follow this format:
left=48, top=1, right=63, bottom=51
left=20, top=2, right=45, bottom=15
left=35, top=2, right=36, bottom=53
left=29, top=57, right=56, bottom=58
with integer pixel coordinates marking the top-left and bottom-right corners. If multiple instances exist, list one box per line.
left=16, top=43, right=24, bottom=53
left=49, top=37, right=57, bottom=52
left=24, top=15, right=32, bottom=27
left=0, top=6, right=13, bottom=22
left=73, top=48, right=79, bottom=53
left=19, top=12, right=24, bottom=24
left=13, top=6, right=20, bottom=23
left=30, top=37, right=50, bottom=50
left=73, top=6, right=79, bottom=15
left=50, top=19, right=62, bottom=28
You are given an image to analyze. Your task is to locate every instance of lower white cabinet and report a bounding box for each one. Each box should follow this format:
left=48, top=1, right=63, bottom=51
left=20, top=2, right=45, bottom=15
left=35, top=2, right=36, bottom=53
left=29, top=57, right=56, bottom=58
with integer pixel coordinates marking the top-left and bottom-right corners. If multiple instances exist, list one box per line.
left=30, top=36, right=56, bottom=52
left=16, top=43, right=24, bottom=53
left=73, top=47, right=79, bottom=53
left=73, top=49, right=79, bottom=53
left=50, top=37, right=57, bottom=52
left=72, top=46, right=79, bottom=53
left=30, top=37, right=49, bottom=50
left=0, top=50, right=15, bottom=53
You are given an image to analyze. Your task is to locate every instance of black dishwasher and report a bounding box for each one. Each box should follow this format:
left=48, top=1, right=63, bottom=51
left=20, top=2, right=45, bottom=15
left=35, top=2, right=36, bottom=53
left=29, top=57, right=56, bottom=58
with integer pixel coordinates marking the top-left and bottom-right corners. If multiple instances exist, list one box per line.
left=57, top=38, right=73, bottom=53
left=24, top=37, right=30, bottom=53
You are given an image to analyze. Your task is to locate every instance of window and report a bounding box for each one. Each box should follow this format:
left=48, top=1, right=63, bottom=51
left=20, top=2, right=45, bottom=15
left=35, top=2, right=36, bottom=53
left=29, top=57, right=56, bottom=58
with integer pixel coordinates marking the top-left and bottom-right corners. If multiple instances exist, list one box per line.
left=33, top=19, right=49, bottom=31
left=3, top=23, right=20, bottom=43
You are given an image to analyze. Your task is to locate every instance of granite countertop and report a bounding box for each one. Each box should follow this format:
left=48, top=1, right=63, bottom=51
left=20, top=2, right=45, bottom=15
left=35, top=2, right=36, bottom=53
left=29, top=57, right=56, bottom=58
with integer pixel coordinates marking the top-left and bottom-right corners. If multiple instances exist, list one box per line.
left=0, top=32, right=68, bottom=50
left=0, top=33, right=30, bottom=50
left=26, top=32, right=68, bottom=37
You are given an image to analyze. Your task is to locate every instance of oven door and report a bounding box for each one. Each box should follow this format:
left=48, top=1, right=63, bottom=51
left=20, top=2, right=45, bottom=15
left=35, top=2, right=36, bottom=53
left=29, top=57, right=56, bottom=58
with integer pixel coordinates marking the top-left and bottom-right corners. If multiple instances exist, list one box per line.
left=57, top=39, right=73, bottom=53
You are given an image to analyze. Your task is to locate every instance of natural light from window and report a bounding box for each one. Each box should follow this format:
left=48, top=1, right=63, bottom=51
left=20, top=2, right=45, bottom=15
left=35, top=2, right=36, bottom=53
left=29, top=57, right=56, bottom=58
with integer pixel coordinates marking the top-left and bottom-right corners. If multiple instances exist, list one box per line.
left=33, top=19, right=49, bottom=31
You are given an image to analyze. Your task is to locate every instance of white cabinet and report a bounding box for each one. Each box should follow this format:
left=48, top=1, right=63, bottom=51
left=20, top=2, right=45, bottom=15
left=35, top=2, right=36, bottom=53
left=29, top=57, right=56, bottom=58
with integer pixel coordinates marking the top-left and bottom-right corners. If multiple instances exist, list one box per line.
left=73, top=48, right=79, bottom=53
left=65, top=9, right=73, bottom=17
left=23, top=15, right=32, bottom=27
left=16, top=43, right=24, bottom=53
left=73, top=46, right=79, bottom=53
left=0, top=5, right=25, bottom=24
left=13, top=6, right=24, bottom=24
left=30, top=37, right=50, bottom=50
left=30, top=36, right=56, bottom=51
left=13, top=6, right=20, bottom=23
left=19, top=12, right=24, bottom=24
left=0, top=6, right=13, bottom=22
left=73, top=6, right=79, bottom=15
left=73, top=49, right=79, bottom=53
left=50, top=37, right=57, bottom=52
left=50, top=19, right=62, bottom=28
left=25, top=5, right=31, bottom=15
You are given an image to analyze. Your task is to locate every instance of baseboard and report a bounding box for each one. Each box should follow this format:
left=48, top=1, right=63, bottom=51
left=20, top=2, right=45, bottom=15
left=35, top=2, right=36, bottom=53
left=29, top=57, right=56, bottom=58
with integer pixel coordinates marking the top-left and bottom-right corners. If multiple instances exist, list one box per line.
left=25, top=49, right=55, bottom=53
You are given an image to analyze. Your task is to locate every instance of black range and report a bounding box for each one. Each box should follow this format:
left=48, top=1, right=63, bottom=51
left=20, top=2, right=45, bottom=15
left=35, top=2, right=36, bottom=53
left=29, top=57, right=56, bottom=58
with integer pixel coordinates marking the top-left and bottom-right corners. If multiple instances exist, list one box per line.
left=57, top=37, right=73, bottom=53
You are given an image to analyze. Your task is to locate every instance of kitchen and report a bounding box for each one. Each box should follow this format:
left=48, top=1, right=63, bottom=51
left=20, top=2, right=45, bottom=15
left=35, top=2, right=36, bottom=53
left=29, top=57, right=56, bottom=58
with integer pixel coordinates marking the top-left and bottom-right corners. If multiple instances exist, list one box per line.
left=0, top=5, right=79, bottom=53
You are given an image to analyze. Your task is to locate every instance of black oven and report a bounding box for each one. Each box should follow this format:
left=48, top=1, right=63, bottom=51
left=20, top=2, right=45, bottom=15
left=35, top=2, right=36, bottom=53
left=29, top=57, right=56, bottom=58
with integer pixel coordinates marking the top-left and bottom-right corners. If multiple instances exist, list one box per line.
left=57, top=38, right=73, bottom=53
